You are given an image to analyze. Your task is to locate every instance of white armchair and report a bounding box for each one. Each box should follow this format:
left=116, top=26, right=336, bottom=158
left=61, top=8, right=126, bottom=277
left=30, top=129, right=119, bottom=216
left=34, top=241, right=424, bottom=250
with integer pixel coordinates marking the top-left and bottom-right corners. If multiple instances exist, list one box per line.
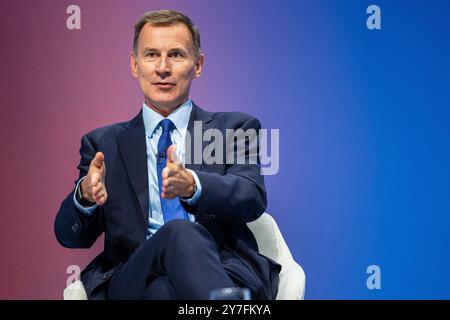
left=247, top=212, right=306, bottom=300
left=64, top=212, right=305, bottom=300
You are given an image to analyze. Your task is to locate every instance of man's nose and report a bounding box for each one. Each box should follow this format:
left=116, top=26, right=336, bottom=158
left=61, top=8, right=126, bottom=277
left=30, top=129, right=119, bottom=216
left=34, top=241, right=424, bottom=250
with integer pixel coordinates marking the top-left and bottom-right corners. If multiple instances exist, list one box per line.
left=155, top=55, right=171, bottom=78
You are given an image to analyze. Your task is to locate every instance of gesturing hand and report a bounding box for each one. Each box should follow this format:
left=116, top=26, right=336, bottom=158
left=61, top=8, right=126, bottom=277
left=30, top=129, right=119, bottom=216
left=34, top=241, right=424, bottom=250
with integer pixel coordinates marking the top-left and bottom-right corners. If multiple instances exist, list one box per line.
left=161, top=145, right=195, bottom=199
left=80, top=152, right=108, bottom=205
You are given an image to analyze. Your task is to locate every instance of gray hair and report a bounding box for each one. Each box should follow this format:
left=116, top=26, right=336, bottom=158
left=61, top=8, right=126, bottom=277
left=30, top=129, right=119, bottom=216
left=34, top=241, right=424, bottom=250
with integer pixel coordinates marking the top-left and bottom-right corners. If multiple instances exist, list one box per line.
left=133, top=9, right=201, bottom=56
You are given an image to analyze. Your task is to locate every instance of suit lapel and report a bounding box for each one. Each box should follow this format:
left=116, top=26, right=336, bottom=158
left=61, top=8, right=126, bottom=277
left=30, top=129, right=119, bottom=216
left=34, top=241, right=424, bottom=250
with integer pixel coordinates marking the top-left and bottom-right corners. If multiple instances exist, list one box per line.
left=117, top=111, right=149, bottom=226
left=185, top=103, right=213, bottom=172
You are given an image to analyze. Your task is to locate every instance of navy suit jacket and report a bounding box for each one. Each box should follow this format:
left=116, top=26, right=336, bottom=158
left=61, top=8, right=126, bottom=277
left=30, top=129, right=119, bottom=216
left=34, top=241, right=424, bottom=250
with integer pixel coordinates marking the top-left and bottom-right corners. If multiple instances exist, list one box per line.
left=55, top=104, right=280, bottom=299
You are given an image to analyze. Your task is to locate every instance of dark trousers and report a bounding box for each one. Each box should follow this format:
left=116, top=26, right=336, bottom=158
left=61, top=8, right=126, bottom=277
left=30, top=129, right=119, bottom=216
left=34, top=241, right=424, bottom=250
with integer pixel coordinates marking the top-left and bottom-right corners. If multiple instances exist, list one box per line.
left=107, top=220, right=268, bottom=300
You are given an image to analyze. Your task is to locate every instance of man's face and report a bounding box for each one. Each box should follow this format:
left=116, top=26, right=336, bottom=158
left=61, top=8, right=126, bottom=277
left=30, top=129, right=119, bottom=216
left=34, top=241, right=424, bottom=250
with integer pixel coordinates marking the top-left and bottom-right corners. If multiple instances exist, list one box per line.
left=131, top=23, right=204, bottom=114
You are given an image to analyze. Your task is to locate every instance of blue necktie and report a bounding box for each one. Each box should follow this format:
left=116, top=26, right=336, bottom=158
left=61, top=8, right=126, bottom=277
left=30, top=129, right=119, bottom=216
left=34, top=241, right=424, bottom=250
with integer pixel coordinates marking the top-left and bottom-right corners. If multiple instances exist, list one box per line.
left=156, top=119, right=189, bottom=223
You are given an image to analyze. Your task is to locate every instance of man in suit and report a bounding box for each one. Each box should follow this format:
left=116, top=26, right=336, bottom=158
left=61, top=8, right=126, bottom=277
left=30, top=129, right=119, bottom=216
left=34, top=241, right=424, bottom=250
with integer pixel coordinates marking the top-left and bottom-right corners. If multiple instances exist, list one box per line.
left=55, top=9, right=280, bottom=300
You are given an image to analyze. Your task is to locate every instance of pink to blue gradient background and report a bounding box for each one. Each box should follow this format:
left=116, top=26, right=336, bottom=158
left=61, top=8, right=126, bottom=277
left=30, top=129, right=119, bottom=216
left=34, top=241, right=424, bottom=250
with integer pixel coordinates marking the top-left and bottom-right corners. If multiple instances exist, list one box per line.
left=1, top=0, right=450, bottom=299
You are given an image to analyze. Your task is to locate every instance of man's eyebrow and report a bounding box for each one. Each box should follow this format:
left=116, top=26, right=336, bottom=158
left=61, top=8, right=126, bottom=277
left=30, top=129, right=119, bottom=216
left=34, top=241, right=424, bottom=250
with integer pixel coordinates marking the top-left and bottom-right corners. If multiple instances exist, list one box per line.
left=168, top=47, right=187, bottom=53
left=142, top=47, right=159, bottom=52
left=141, top=47, right=187, bottom=54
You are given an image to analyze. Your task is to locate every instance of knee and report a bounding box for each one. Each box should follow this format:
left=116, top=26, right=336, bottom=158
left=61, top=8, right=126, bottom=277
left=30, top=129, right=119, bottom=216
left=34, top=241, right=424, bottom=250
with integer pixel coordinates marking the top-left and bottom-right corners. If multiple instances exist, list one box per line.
left=158, top=220, right=212, bottom=246
left=160, top=219, right=196, bottom=235
left=158, top=219, right=207, bottom=234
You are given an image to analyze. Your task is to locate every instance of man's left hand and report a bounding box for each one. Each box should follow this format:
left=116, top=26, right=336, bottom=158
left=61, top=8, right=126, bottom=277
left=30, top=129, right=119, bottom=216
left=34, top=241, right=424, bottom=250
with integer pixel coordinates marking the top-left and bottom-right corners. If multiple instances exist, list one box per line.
left=161, top=145, right=195, bottom=199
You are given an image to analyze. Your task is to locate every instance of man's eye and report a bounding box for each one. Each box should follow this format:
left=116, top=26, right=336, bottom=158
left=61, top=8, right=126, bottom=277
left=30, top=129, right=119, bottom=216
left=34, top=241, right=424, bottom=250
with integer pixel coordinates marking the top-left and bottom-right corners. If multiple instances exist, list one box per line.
left=170, top=52, right=183, bottom=58
left=145, top=52, right=157, bottom=58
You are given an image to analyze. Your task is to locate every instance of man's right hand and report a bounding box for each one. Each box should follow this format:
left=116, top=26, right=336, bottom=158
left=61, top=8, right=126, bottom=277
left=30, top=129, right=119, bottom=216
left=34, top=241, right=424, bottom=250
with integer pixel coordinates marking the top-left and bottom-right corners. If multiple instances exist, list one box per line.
left=80, top=152, right=108, bottom=205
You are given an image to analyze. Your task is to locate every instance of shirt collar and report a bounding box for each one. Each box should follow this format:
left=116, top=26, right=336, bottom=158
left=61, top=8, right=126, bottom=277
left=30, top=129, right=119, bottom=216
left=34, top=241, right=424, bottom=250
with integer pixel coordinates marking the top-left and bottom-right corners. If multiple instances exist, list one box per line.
left=142, top=99, right=193, bottom=138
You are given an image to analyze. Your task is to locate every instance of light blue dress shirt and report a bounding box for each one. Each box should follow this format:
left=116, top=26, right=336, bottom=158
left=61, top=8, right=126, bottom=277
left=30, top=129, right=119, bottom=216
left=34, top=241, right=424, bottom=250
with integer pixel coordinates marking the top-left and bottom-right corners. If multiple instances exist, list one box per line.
left=73, top=99, right=202, bottom=239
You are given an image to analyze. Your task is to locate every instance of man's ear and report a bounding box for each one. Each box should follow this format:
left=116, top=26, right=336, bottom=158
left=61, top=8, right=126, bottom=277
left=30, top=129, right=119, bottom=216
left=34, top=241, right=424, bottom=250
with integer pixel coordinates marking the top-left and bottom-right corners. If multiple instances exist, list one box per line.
left=194, top=53, right=205, bottom=78
left=130, top=51, right=138, bottom=78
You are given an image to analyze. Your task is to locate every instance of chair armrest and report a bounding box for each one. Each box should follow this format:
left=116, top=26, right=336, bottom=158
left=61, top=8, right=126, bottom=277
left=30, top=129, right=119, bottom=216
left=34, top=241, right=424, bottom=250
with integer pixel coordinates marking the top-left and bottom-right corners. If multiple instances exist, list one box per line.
left=63, top=280, right=88, bottom=300
left=276, top=259, right=306, bottom=300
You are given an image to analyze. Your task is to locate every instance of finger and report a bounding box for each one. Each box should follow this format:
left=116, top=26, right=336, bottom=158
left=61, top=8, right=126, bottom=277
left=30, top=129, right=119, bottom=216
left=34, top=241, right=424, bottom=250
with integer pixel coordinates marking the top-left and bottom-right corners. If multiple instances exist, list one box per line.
left=162, top=166, right=174, bottom=179
left=164, top=181, right=183, bottom=197
left=167, top=145, right=182, bottom=165
left=162, top=177, right=173, bottom=187
left=98, top=191, right=108, bottom=203
left=93, top=185, right=103, bottom=197
left=93, top=181, right=102, bottom=190
left=162, top=167, right=168, bottom=179
left=167, top=145, right=175, bottom=164
left=161, top=191, right=176, bottom=199
left=166, top=178, right=183, bottom=192
left=93, top=192, right=101, bottom=202
left=96, top=194, right=105, bottom=205
left=94, top=190, right=106, bottom=202
left=166, top=164, right=180, bottom=179
left=162, top=185, right=174, bottom=195
left=162, top=180, right=175, bottom=192
left=91, top=152, right=105, bottom=169
left=167, top=161, right=179, bottom=171
left=90, top=172, right=101, bottom=184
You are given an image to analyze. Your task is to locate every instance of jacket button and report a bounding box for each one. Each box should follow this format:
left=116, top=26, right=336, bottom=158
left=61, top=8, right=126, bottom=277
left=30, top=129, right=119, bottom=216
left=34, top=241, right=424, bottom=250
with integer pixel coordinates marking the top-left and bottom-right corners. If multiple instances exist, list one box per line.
left=102, top=271, right=113, bottom=281
left=71, top=221, right=80, bottom=233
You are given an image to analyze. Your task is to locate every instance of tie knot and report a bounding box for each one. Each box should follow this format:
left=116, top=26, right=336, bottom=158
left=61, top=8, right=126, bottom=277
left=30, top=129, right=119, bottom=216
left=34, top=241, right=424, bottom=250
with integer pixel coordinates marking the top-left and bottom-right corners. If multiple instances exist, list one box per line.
left=159, top=119, right=175, bottom=135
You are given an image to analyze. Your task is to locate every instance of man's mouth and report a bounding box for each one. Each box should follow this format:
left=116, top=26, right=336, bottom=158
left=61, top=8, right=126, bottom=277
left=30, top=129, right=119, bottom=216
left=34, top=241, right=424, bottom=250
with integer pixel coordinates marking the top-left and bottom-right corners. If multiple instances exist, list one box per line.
left=153, top=82, right=176, bottom=89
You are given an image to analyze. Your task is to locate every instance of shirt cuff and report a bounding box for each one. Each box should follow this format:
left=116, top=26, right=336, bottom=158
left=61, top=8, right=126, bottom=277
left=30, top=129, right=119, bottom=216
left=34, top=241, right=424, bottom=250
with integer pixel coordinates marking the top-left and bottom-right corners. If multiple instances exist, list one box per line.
left=180, top=169, right=202, bottom=206
left=73, top=177, right=98, bottom=216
